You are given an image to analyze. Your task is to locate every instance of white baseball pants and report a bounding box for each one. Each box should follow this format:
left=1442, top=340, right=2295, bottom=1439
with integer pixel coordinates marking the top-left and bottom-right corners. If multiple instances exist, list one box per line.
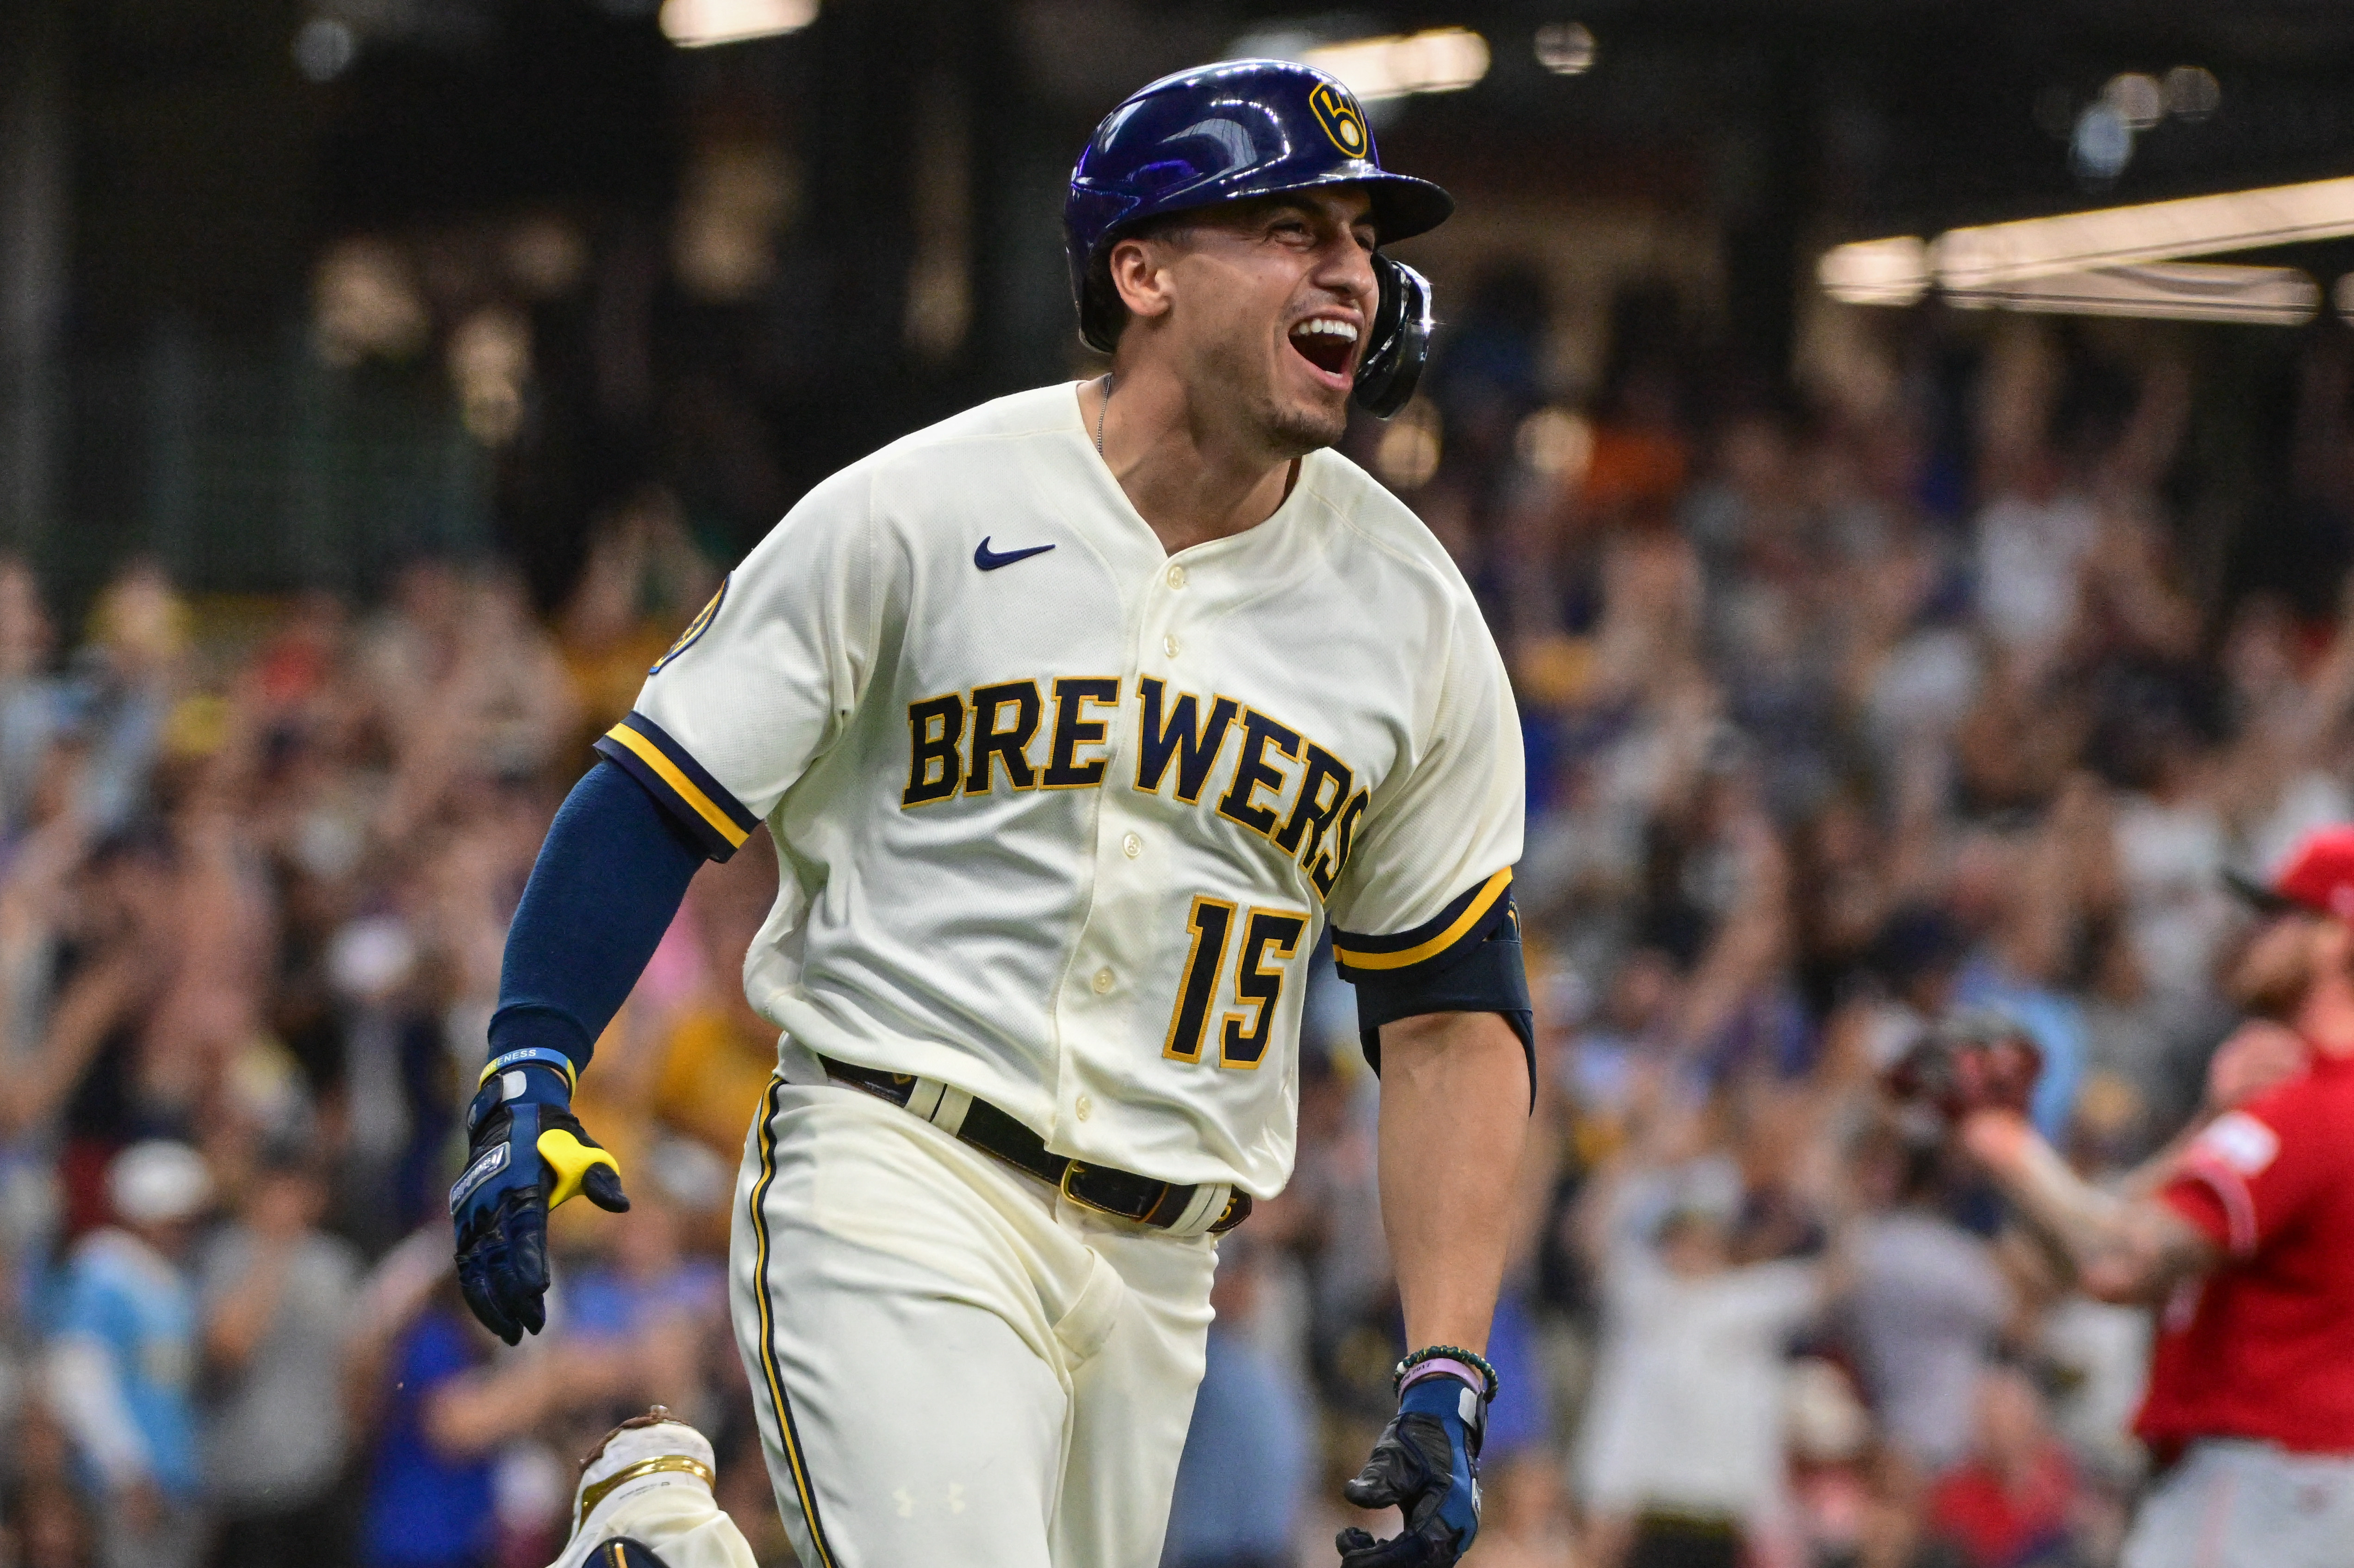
left=727, top=1074, right=1218, bottom=1568
left=2122, top=1438, right=2354, bottom=1568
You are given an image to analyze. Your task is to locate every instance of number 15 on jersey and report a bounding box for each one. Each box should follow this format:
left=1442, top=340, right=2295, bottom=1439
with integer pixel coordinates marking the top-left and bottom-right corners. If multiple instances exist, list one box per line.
left=1163, top=896, right=1310, bottom=1071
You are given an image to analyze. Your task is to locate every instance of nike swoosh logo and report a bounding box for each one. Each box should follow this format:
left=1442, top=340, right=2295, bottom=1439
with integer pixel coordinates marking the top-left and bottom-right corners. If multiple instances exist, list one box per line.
left=974, top=537, right=1056, bottom=571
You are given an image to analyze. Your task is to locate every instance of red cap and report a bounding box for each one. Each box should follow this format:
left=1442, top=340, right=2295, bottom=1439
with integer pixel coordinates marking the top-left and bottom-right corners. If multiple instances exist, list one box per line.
left=2229, top=825, right=2354, bottom=920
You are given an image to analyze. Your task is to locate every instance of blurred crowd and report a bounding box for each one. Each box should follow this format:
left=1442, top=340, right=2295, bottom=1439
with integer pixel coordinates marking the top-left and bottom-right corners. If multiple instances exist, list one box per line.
left=1177, top=297, right=2354, bottom=1568
left=0, top=288, right=2350, bottom=1568
left=0, top=506, right=793, bottom=1568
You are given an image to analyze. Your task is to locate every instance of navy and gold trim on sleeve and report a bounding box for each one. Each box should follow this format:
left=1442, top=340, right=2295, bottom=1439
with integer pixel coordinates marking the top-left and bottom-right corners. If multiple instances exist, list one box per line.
left=1331, top=868, right=1514, bottom=980
left=592, top=711, right=761, bottom=861
left=1336, top=872, right=1534, bottom=1104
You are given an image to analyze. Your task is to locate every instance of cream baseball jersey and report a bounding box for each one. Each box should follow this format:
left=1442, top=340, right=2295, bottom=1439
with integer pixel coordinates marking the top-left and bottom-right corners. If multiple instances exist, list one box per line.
left=596, top=382, right=1523, bottom=1197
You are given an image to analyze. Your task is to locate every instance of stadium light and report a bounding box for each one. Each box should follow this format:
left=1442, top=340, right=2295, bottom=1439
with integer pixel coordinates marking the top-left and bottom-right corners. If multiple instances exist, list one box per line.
left=2104, top=73, right=2164, bottom=131
left=1820, top=172, right=2354, bottom=322
left=2163, top=66, right=2222, bottom=120
left=1302, top=28, right=1491, bottom=101
left=1534, top=23, right=1596, bottom=76
left=1818, top=236, right=1932, bottom=305
left=1932, top=174, right=2354, bottom=289
left=659, top=0, right=816, bottom=48
left=1946, top=261, right=2319, bottom=326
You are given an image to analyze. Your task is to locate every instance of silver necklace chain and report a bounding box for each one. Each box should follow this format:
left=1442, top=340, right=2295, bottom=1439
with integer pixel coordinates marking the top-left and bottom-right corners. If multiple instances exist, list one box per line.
left=1095, top=373, right=1113, bottom=457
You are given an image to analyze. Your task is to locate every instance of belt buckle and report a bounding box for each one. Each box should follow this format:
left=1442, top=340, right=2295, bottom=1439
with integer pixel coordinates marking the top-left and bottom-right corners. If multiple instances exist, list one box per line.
left=1057, top=1160, right=1166, bottom=1226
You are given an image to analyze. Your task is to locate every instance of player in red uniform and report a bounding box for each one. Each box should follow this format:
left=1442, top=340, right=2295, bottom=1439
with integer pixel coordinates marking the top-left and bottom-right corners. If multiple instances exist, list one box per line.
left=1956, top=823, right=2354, bottom=1568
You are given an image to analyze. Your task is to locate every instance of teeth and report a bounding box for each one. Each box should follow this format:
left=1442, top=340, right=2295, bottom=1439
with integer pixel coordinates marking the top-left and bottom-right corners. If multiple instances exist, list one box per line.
left=1292, top=318, right=1359, bottom=342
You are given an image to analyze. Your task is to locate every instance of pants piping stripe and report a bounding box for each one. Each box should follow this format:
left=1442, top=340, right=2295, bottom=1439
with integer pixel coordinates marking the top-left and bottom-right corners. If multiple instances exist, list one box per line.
left=749, top=1076, right=843, bottom=1568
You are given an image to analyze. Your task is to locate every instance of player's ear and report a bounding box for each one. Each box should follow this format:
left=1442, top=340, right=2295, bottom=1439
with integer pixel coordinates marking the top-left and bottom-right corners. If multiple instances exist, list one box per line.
left=1106, top=233, right=1177, bottom=328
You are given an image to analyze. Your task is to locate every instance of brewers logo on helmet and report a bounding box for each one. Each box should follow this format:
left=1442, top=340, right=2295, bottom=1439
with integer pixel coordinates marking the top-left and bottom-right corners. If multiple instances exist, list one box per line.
left=1309, top=81, right=1370, bottom=156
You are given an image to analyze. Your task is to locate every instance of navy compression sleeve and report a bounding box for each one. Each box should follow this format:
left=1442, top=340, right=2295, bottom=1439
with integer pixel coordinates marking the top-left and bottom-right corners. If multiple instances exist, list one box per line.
left=487, top=759, right=710, bottom=1075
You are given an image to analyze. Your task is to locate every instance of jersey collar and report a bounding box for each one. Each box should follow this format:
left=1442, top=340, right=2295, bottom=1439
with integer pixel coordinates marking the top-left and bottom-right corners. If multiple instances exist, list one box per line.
left=1062, top=379, right=1332, bottom=570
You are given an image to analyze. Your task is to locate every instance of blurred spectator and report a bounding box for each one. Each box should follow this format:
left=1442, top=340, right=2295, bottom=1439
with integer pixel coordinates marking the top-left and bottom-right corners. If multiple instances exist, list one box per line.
left=0, top=556, right=66, bottom=838
left=7, top=1470, right=98, bottom=1568
left=1922, top=1366, right=2080, bottom=1568
left=552, top=1138, right=733, bottom=1436
left=556, top=492, right=720, bottom=747
left=1160, top=1237, right=1312, bottom=1568
left=1783, top=1357, right=1879, bottom=1568
left=1846, top=1130, right=2012, bottom=1476
left=43, top=1140, right=211, bottom=1568
left=355, top=1278, right=503, bottom=1568
left=197, top=1145, right=360, bottom=1568
left=1575, top=1153, right=1827, bottom=1568
left=348, top=1243, right=510, bottom=1568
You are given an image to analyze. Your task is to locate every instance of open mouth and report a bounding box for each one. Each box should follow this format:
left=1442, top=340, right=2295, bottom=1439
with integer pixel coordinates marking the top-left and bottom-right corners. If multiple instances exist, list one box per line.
left=1288, top=316, right=1359, bottom=378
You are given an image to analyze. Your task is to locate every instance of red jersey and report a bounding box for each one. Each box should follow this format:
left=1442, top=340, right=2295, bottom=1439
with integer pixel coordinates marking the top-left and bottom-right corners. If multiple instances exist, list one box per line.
left=1925, top=1444, right=2075, bottom=1568
left=2140, top=1047, right=2354, bottom=1454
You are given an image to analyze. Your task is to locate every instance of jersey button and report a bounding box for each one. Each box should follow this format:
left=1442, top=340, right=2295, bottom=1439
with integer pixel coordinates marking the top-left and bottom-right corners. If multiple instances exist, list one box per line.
left=1165, top=564, right=1187, bottom=589
left=1162, top=633, right=1181, bottom=657
left=1092, top=967, right=1115, bottom=994
left=1075, top=1094, right=1094, bottom=1121
left=1122, top=832, right=1143, bottom=858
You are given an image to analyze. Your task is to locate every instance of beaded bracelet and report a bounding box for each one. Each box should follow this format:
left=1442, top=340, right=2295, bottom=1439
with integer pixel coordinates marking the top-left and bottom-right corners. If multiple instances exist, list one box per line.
left=1392, top=1344, right=1500, bottom=1404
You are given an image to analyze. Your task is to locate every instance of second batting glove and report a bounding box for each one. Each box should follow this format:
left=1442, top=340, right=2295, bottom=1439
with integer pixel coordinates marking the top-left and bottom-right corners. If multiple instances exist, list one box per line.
left=1336, top=1357, right=1488, bottom=1568
left=450, top=1047, right=628, bottom=1344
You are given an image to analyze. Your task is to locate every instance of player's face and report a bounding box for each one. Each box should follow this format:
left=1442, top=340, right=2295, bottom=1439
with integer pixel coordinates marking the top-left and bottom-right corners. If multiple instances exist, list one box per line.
left=2228, top=910, right=2323, bottom=1019
left=1148, top=190, right=1379, bottom=454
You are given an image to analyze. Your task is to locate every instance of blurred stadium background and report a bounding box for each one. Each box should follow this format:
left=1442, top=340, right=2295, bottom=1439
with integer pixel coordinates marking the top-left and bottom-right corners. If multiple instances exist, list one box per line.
left=6, top=1, right=2354, bottom=1565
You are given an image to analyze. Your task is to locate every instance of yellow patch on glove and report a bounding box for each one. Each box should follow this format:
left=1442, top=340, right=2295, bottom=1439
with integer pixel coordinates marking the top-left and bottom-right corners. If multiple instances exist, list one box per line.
left=538, top=1127, right=621, bottom=1209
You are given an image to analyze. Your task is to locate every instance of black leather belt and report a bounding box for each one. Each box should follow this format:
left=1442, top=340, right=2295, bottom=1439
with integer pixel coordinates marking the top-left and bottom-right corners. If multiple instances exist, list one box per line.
left=819, top=1057, right=1250, bottom=1235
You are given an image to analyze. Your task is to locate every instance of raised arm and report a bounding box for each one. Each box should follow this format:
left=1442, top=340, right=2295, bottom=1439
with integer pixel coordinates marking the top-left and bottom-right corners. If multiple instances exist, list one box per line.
left=1960, top=1110, right=2220, bottom=1305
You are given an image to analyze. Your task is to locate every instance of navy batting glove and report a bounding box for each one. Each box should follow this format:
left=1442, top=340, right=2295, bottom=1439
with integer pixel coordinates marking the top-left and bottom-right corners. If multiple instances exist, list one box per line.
left=449, top=1051, right=628, bottom=1345
left=1337, top=1372, right=1485, bottom=1568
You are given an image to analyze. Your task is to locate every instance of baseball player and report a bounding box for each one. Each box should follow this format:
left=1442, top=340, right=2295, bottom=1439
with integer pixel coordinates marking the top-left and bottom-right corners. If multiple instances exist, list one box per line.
left=1938, top=824, right=2354, bottom=1568
left=450, top=58, right=1534, bottom=1568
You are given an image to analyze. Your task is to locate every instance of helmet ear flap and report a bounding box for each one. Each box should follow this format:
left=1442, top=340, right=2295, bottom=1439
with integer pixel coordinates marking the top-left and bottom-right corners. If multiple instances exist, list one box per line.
left=1353, top=254, right=1433, bottom=419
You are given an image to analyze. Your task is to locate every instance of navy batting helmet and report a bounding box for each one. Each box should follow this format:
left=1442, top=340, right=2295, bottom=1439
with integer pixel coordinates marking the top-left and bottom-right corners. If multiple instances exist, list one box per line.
left=1064, top=59, right=1453, bottom=419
